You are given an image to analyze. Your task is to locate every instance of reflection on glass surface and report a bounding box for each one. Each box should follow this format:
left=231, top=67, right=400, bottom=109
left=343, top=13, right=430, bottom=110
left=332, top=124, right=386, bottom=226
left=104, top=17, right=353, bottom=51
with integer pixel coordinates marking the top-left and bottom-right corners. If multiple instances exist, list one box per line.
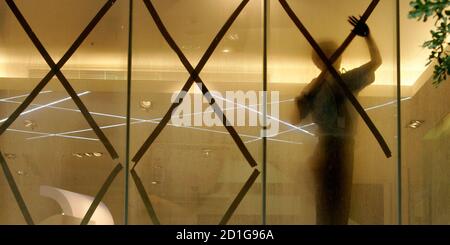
left=268, top=0, right=398, bottom=224
left=0, top=0, right=128, bottom=224
left=0, top=0, right=448, bottom=225
left=40, top=185, right=114, bottom=225
left=129, top=0, right=263, bottom=225
left=402, top=68, right=450, bottom=224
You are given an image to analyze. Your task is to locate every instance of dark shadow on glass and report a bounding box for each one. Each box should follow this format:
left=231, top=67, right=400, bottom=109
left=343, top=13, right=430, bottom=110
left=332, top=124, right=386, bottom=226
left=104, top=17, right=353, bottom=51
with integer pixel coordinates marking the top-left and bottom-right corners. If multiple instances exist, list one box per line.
left=279, top=0, right=391, bottom=158
left=296, top=16, right=382, bottom=225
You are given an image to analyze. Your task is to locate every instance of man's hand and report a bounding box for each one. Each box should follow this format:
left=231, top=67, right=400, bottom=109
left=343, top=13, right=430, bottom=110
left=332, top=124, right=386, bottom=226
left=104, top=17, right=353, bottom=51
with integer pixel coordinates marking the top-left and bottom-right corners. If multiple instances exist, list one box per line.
left=348, top=15, right=370, bottom=37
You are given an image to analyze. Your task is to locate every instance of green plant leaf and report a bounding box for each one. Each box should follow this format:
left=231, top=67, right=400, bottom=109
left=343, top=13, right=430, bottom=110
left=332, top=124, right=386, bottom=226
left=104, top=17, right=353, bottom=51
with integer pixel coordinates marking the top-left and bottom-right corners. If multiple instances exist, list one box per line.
left=409, top=0, right=450, bottom=85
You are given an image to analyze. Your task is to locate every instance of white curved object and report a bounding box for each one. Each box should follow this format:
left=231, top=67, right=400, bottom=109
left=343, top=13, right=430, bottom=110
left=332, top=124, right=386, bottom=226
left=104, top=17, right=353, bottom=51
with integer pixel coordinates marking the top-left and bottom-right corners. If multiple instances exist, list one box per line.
left=40, top=185, right=114, bottom=225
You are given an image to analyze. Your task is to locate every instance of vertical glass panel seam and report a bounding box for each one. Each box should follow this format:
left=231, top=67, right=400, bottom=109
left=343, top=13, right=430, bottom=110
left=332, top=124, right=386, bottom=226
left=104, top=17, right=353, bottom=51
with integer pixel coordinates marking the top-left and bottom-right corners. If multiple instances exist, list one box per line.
left=124, top=0, right=133, bottom=225
left=262, top=0, right=268, bottom=225
left=396, top=0, right=402, bottom=225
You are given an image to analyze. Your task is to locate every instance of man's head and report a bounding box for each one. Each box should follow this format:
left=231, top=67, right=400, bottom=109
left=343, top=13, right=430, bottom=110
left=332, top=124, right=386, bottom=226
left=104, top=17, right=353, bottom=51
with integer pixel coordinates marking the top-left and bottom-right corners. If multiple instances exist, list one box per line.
left=311, top=40, right=341, bottom=71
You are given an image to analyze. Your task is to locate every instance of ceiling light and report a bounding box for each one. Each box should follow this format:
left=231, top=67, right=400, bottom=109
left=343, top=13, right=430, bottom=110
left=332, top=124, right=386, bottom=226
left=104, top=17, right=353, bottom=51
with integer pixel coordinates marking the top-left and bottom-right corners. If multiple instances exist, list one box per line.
left=93, top=152, right=103, bottom=157
left=73, top=152, right=103, bottom=158
left=72, top=153, right=83, bottom=158
left=202, top=149, right=212, bottom=158
left=24, top=119, right=37, bottom=130
left=151, top=181, right=160, bottom=185
left=16, top=170, right=24, bottom=175
left=407, top=120, right=424, bottom=129
left=139, top=100, right=152, bottom=111
left=221, top=49, right=231, bottom=53
left=228, top=33, right=239, bottom=41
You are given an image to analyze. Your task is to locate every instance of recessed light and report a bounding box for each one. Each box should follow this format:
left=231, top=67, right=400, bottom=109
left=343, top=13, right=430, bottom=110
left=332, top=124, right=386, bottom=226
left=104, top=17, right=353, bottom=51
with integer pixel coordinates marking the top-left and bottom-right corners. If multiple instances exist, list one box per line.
left=73, top=152, right=103, bottom=158
left=407, top=120, right=424, bottom=129
left=93, top=152, right=103, bottom=157
left=139, top=100, right=152, bottom=111
left=222, top=49, right=231, bottom=53
left=151, top=181, right=160, bottom=185
left=72, top=153, right=83, bottom=158
left=202, top=149, right=212, bottom=158
left=17, top=170, right=24, bottom=175
left=24, top=119, right=37, bottom=129
left=228, top=33, right=239, bottom=41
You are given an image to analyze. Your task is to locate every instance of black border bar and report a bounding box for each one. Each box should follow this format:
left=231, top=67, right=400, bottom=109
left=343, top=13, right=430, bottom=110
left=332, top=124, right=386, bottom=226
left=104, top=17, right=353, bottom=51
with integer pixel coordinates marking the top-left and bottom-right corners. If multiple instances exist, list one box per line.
left=1, top=226, right=449, bottom=242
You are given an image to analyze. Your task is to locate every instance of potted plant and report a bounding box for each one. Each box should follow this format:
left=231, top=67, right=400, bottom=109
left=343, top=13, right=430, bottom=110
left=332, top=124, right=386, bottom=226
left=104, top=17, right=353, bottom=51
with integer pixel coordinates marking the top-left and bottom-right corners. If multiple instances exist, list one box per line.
left=409, top=0, right=450, bottom=85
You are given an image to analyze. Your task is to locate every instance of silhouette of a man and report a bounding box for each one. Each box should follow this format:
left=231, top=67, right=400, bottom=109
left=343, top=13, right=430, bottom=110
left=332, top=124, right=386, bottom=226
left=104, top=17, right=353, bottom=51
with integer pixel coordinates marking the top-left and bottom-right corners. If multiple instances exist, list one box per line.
left=296, top=16, right=382, bottom=225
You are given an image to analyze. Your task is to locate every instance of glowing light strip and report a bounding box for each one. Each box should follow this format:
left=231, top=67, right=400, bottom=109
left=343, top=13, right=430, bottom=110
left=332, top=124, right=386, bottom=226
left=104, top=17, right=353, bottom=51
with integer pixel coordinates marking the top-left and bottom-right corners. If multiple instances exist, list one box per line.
left=26, top=122, right=130, bottom=140
left=26, top=95, right=392, bottom=143
left=0, top=91, right=90, bottom=123
left=0, top=100, right=152, bottom=122
left=176, top=98, right=294, bottom=120
left=15, top=94, right=409, bottom=146
left=27, top=120, right=252, bottom=140
left=21, top=97, right=302, bottom=140
left=214, top=96, right=316, bottom=136
left=244, top=137, right=303, bottom=145
left=268, top=122, right=316, bottom=138
left=25, top=120, right=159, bottom=140
left=250, top=97, right=413, bottom=142
left=23, top=114, right=306, bottom=146
left=243, top=138, right=261, bottom=144
left=25, top=114, right=304, bottom=145
left=364, top=97, right=411, bottom=111
left=175, top=124, right=257, bottom=139
left=0, top=91, right=52, bottom=102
